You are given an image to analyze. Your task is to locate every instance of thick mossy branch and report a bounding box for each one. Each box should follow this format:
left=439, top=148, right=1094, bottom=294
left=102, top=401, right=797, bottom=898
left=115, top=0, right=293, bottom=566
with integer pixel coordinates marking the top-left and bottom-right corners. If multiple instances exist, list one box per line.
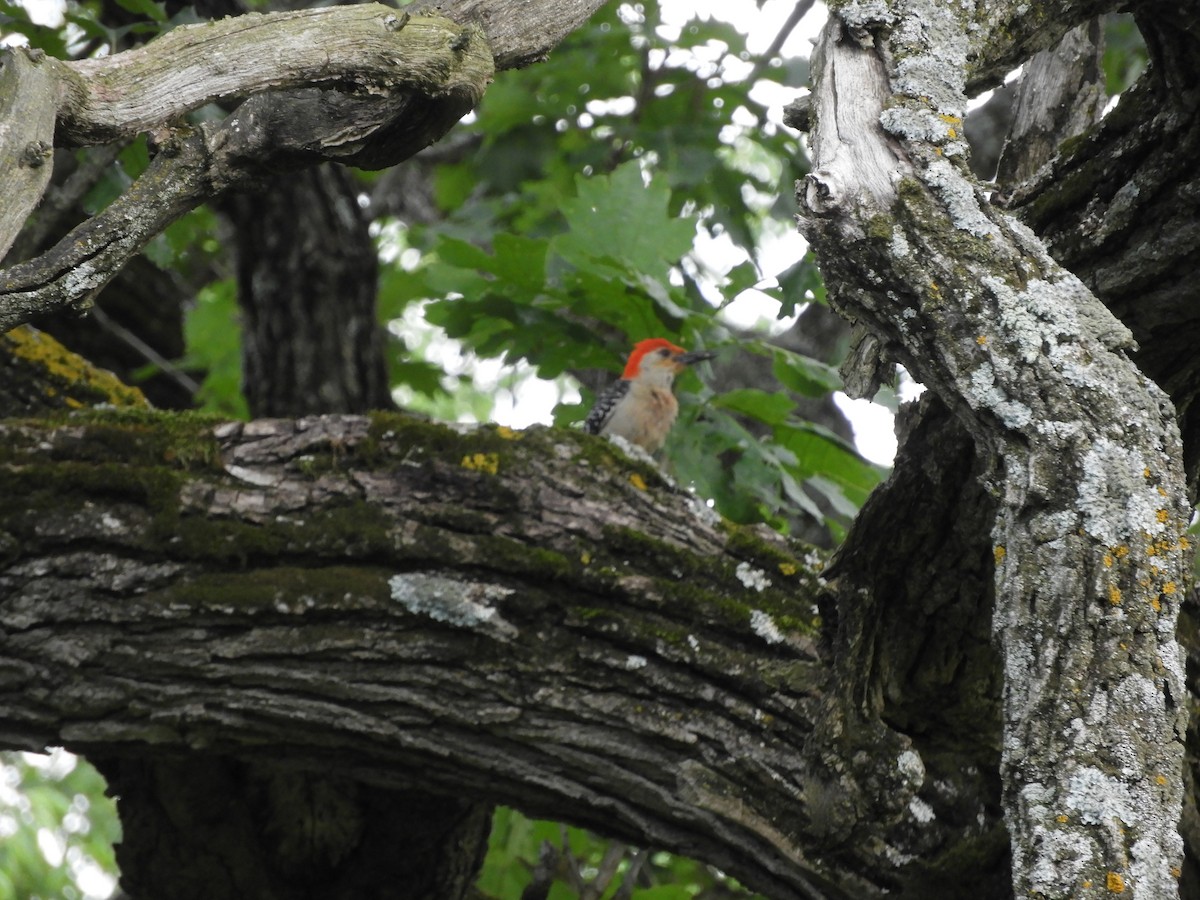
left=0, top=410, right=855, bottom=898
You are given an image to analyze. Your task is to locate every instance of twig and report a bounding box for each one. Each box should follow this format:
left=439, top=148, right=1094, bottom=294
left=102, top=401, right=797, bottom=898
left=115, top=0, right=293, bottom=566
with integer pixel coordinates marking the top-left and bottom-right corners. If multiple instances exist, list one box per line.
left=89, top=304, right=202, bottom=397
left=746, top=0, right=817, bottom=86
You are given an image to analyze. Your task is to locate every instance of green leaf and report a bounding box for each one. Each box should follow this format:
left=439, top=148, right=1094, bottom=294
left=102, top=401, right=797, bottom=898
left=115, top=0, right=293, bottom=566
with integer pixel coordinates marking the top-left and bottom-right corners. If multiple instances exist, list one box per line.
left=771, top=348, right=842, bottom=397
left=179, top=280, right=248, bottom=419
left=713, top=388, right=795, bottom=425
left=553, top=161, right=696, bottom=281
left=775, top=253, right=826, bottom=316
left=112, top=0, right=167, bottom=23
left=773, top=422, right=886, bottom=509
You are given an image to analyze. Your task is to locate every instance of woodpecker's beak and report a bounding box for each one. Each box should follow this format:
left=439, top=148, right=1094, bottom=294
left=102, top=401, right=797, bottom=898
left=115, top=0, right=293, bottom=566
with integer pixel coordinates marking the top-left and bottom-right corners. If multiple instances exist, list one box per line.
left=677, top=349, right=716, bottom=367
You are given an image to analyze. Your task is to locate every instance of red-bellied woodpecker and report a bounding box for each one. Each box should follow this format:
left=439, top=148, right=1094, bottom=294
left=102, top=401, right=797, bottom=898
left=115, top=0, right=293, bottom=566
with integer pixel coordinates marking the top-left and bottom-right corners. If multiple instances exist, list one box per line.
left=583, top=338, right=715, bottom=453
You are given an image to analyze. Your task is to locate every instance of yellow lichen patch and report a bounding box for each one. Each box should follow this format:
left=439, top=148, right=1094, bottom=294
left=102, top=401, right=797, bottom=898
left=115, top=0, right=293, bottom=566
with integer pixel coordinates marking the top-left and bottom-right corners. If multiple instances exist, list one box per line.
left=1151, top=597, right=1161, bottom=612
left=1163, top=581, right=1177, bottom=595
left=994, top=545, right=1006, bottom=564
left=1113, top=545, right=1130, bottom=559
left=1107, top=872, right=1125, bottom=893
left=495, top=425, right=523, bottom=440
left=461, top=452, right=499, bottom=474
left=1173, top=866, right=1183, bottom=878
left=1156, top=509, right=1170, bottom=523
left=580, top=550, right=592, bottom=565
left=976, top=335, right=987, bottom=345
left=1108, top=585, right=1122, bottom=606
left=946, top=128, right=957, bottom=139
left=4, top=324, right=148, bottom=410
left=938, top=113, right=963, bottom=126
left=1152, top=537, right=1181, bottom=557
left=629, top=473, right=648, bottom=491
left=1156, top=774, right=1169, bottom=786
left=1103, top=552, right=1114, bottom=568
left=1056, top=814, right=1069, bottom=823
left=1144, top=467, right=1153, bottom=479
left=778, top=561, right=798, bottom=576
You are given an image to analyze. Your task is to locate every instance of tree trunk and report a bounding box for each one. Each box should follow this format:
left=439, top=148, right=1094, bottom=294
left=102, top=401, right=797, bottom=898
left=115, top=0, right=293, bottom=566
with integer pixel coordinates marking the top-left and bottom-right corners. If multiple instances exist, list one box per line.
left=221, top=164, right=391, bottom=418
left=798, top=4, right=1190, bottom=896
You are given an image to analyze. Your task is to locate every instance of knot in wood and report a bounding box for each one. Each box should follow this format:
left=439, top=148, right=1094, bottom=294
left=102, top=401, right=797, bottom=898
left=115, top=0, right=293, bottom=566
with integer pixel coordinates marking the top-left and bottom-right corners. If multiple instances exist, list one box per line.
left=21, top=140, right=52, bottom=168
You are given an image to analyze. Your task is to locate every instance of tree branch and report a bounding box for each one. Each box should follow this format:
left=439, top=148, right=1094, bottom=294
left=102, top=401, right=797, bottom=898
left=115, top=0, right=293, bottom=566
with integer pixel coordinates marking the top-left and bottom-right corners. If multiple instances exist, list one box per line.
left=0, top=410, right=1000, bottom=899
left=0, top=0, right=611, bottom=335
left=0, top=50, right=59, bottom=261
left=53, top=8, right=493, bottom=145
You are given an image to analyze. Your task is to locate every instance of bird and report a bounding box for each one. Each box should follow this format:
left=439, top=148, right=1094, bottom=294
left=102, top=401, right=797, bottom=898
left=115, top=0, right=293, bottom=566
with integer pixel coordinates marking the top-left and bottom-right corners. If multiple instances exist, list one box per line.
left=583, top=337, right=714, bottom=453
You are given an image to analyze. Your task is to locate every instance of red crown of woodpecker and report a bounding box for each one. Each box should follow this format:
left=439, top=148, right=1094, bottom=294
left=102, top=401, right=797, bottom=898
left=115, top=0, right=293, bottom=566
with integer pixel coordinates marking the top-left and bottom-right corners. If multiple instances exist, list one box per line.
left=622, top=338, right=686, bottom=378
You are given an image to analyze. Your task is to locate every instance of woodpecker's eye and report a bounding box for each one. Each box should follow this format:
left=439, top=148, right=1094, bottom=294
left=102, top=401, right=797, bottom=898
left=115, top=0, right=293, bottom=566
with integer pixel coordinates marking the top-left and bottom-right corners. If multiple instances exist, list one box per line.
left=657, top=348, right=671, bottom=357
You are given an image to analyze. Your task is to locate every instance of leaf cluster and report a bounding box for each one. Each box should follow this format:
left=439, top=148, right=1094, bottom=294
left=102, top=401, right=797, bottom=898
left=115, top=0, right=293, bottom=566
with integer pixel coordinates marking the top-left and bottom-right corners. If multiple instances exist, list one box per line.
left=476, top=807, right=762, bottom=900
left=374, top=1, right=883, bottom=532
left=0, top=751, right=120, bottom=900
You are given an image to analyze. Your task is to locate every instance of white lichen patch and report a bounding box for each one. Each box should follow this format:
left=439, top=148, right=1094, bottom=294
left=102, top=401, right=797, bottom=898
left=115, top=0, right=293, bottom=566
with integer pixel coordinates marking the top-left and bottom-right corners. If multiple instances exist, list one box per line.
left=1022, top=825, right=1092, bottom=895
left=966, top=361, right=1032, bottom=429
left=625, top=654, right=648, bottom=670
left=923, top=158, right=1000, bottom=239
left=878, top=107, right=969, bottom=157
left=605, top=432, right=656, bottom=465
left=837, top=0, right=896, bottom=31
left=909, top=797, right=935, bottom=823
left=388, top=572, right=517, bottom=639
left=749, top=609, right=784, bottom=645
left=1015, top=782, right=1088, bottom=891
left=736, top=561, right=771, bottom=592
left=224, top=464, right=282, bottom=487
left=1078, top=438, right=1164, bottom=545
left=897, top=749, right=925, bottom=787
left=1065, top=767, right=1135, bottom=826
left=1131, top=831, right=1185, bottom=900
left=890, top=226, right=910, bottom=257
left=986, top=273, right=1133, bottom=362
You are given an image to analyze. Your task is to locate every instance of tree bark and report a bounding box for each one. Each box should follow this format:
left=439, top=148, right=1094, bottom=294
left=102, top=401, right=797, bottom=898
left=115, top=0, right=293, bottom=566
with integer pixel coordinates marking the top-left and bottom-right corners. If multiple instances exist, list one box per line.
left=798, top=3, right=1189, bottom=896
left=0, top=409, right=1011, bottom=899
left=220, top=165, right=391, bottom=418
left=999, top=7, right=1200, bottom=495
left=95, top=755, right=491, bottom=900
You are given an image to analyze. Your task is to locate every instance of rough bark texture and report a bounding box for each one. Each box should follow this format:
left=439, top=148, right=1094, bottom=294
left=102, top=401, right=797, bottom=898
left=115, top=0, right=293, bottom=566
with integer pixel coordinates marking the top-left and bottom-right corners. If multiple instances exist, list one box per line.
left=1000, top=8, right=1200, bottom=496
left=995, top=20, right=1106, bottom=188
left=220, top=165, right=391, bottom=418
left=0, top=51, right=57, bottom=262
left=0, top=404, right=1049, bottom=898
left=798, top=2, right=1190, bottom=897
left=0, top=411, right=834, bottom=898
